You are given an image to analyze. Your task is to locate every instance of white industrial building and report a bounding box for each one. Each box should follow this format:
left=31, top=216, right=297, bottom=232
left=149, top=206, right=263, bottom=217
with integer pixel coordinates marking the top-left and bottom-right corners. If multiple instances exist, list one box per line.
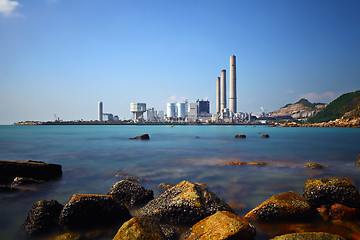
left=130, top=102, right=146, bottom=121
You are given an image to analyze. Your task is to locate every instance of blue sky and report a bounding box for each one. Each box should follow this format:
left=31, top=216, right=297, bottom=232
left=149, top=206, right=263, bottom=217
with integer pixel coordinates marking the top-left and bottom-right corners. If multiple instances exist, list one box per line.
left=0, top=0, right=359, bottom=124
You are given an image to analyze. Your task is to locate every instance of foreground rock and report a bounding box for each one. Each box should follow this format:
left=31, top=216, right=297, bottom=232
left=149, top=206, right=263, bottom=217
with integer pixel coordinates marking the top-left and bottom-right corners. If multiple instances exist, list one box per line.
left=138, top=180, right=232, bottom=225
left=0, top=160, right=62, bottom=184
left=355, top=155, right=360, bottom=168
left=108, top=180, right=153, bottom=207
left=11, top=177, right=44, bottom=187
left=23, top=200, right=63, bottom=237
left=113, top=216, right=166, bottom=240
left=185, top=211, right=255, bottom=240
left=303, top=177, right=360, bottom=208
left=330, top=203, right=360, bottom=220
left=59, top=194, right=131, bottom=230
left=129, top=134, right=150, bottom=140
left=235, top=134, right=246, bottom=138
left=245, top=191, right=315, bottom=222
left=271, top=232, right=345, bottom=240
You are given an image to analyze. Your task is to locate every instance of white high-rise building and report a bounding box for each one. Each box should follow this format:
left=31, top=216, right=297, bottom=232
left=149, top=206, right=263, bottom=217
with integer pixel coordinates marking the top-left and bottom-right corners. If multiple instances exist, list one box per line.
left=98, top=101, right=103, bottom=122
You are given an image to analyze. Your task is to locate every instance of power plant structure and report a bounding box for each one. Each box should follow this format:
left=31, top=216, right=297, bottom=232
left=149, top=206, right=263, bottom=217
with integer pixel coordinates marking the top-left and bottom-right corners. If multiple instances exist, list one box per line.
left=130, top=102, right=146, bottom=121
left=98, top=101, right=103, bottom=122
left=217, top=55, right=238, bottom=120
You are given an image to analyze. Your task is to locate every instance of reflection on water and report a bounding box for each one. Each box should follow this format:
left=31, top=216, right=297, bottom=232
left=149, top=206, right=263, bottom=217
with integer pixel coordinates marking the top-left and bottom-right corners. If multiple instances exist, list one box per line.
left=0, top=125, right=359, bottom=239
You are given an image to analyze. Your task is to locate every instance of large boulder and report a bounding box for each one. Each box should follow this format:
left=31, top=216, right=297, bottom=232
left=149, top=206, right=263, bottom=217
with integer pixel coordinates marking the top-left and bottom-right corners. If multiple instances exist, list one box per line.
left=244, top=191, right=315, bottom=222
left=59, top=194, right=131, bottom=230
left=0, top=160, right=62, bottom=184
left=113, top=216, right=166, bottom=240
left=108, top=180, right=154, bottom=207
left=271, top=232, right=345, bottom=240
left=23, top=200, right=63, bottom=237
left=185, top=211, right=255, bottom=240
left=138, top=180, right=232, bottom=225
left=303, top=177, right=360, bottom=208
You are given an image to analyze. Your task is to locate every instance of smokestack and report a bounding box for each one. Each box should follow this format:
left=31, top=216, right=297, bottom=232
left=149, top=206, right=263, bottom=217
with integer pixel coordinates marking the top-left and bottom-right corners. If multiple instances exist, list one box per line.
left=98, top=101, right=103, bottom=121
left=220, top=69, right=226, bottom=110
left=229, top=55, right=237, bottom=113
left=216, top=77, right=220, bottom=114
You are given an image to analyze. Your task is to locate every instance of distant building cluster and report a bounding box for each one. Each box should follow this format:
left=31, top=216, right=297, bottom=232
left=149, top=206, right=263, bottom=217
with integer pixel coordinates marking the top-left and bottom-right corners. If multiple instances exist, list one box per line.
left=97, top=55, right=254, bottom=123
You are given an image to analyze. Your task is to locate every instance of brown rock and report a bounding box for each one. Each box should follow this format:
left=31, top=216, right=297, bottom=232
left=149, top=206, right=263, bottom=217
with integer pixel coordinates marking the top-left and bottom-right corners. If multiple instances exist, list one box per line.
left=221, top=161, right=247, bottom=166
left=185, top=211, right=255, bottom=240
left=138, top=180, right=232, bottom=224
left=113, top=216, right=166, bottom=240
left=108, top=180, right=153, bottom=207
left=235, top=134, right=246, bottom=138
left=248, top=162, right=267, bottom=166
left=262, top=134, right=270, bottom=138
left=350, top=231, right=360, bottom=240
left=304, top=163, right=326, bottom=169
left=330, top=203, right=360, bottom=220
left=355, top=155, right=360, bottom=168
left=49, top=232, right=81, bottom=240
left=317, top=206, right=330, bottom=221
left=244, top=191, right=315, bottom=222
left=303, top=177, right=360, bottom=208
left=59, top=194, right=131, bottom=230
left=271, top=232, right=346, bottom=240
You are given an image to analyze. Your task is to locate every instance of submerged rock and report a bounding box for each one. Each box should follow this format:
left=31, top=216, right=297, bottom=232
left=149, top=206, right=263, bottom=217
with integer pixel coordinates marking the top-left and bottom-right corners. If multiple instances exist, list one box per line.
left=303, top=177, right=360, bottom=208
left=0, top=160, right=62, bottom=184
left=0, top=184, right=19, bottom=193
left=304, top=163, right=325, bottom=170
left=59, top=194, right=131, bottom=230
left=221, top=161, right=247, bottom=166
left=235, top=134, right=246, bottom=139
left=129, top=134, right=150, bottom=140
left=248, top=162, right=267, bottom=166
left=262, top=134, right=270, bottom=138
left=157, top=183, right=175, bottom=192
left=108, top=180, right=154, bottom=207
left=244, top=191, right=315, bottom=222
left=113, top=216, right=166, bottom=240
left=11, top=177, right=44, bottom=187
left=185, top=211, right=255, bottom=240
left=115, top=173, right=147, bottom=182
left=138, top=180, right=232, bottom=225
left=23, top=200, right=63, bottom=237
left=330, top=203, right=360, bottom=220
left=271, top=232, right=345, bottom=240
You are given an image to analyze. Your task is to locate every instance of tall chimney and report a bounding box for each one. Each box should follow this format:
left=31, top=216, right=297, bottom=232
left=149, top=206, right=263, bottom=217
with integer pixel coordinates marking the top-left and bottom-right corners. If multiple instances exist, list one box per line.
left=98, top=101, right=103, bottom=122
left=229, top=55, right=237, bottom=113
left=220, top=70, right=226, bottom=110
left=216, top=77, right=220, bottom=114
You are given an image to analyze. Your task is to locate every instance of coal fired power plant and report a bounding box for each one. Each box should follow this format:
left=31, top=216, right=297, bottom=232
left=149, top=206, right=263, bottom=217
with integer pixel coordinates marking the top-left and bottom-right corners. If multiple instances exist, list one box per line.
left=217, top=55, right=237, bottom=119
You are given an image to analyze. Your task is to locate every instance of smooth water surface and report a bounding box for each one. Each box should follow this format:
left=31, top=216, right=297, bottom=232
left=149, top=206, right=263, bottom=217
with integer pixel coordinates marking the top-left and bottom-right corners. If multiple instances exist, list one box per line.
left=0, top=125, right=359, bottom=239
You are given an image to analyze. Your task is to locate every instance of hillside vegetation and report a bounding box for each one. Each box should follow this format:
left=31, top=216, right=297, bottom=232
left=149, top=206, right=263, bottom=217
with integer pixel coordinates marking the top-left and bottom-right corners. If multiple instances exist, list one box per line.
left=307, top=90, right=360, bottom=123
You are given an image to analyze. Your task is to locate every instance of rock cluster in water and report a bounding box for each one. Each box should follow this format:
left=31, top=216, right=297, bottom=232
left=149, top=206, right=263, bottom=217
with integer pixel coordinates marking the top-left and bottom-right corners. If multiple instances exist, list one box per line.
left=19, top=175, right=360, bottom=240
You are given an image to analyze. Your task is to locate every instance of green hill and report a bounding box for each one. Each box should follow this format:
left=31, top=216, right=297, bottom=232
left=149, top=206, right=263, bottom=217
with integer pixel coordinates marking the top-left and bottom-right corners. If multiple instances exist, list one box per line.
left=307, top=90, right=360, bottom=123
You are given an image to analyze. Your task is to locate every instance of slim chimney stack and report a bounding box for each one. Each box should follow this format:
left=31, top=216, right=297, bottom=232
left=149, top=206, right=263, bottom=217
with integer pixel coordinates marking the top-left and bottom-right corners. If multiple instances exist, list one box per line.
left=229, top=55, right=237, bottom=113
left=216, top=77, right=220, bottom=114
left=220, top=70, right=226, bottom=110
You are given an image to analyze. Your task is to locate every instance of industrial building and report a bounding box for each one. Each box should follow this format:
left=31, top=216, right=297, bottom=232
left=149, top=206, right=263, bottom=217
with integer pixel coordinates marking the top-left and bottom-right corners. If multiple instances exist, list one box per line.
left=98, top=102, right=103, bottom=122
left=130, top=102, right=146, bottom=121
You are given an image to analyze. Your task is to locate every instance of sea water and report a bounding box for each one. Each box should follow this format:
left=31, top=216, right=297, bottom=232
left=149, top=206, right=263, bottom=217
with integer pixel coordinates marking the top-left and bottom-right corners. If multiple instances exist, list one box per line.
left=0, top=125, right=359, bottom=239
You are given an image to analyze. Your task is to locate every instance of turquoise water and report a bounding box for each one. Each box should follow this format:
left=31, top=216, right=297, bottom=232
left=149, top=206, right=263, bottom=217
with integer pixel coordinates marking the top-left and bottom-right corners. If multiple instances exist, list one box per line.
left=0, top=125, right=360, bottom=239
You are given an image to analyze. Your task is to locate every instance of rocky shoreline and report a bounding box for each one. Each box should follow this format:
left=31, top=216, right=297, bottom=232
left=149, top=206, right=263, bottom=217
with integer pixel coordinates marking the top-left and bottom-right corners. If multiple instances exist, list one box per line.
left=0, top=156, right=354, bottom=240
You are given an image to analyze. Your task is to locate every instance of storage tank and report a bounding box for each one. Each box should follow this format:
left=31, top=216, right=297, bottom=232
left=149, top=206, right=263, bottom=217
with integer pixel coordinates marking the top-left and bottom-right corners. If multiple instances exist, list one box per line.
left=167, top=103, right=176, bottom=118
left=176, top=103, right=185, bottom=118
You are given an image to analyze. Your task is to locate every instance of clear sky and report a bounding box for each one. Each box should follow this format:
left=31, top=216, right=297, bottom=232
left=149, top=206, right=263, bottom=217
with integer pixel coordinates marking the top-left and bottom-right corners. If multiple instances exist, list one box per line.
left=0, top=0, right=359, bottom=124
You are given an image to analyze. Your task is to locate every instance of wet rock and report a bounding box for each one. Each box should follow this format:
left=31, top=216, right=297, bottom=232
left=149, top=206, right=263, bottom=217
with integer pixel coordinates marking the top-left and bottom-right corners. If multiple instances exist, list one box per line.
left=115, top=172, right=146, bottom=182
left=0, top=160, right=62, bottom=184
left=317, top=206, right=330, bottom=221
left=351, top=231, right=360, bottom=240
left=59, top=194, right=131, bottom=230
left=160, top=224, right=179, bottom=240
left=304, top=163, right=325, bottom=170
left=221, top=161, right=247, bottom=166
left=185, top=211, right=255, bottom=240
left=0, top=184, right=19, bottom=193
left=355, top=155, right=360, bottom=168
left=157, top=183, right=175, bottom=192
left=138, top=180, right=232, bottom=225
left=113, top=216, right=166, bottom=240
left=248, top=162, right=267, bottom=166
left=330, top=203, right=360, bottom=220
left=244, top=191, right=315, bottom=222
left=49, top=232, right=81, bottom=240
left=129, top=134, right=150, bottom=140
left=11, top=177, right=44, bottom=187
left=262, top=134, right=270, bottom=138
left=235, top=134, right=246, bottom=138
left=303, top=177, right=360, bottom=208
left=23, top=200, right=63, bottom=237
left=271, top=232, right=345, bottom=240
left=108, top=180, right=154, bottom=207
